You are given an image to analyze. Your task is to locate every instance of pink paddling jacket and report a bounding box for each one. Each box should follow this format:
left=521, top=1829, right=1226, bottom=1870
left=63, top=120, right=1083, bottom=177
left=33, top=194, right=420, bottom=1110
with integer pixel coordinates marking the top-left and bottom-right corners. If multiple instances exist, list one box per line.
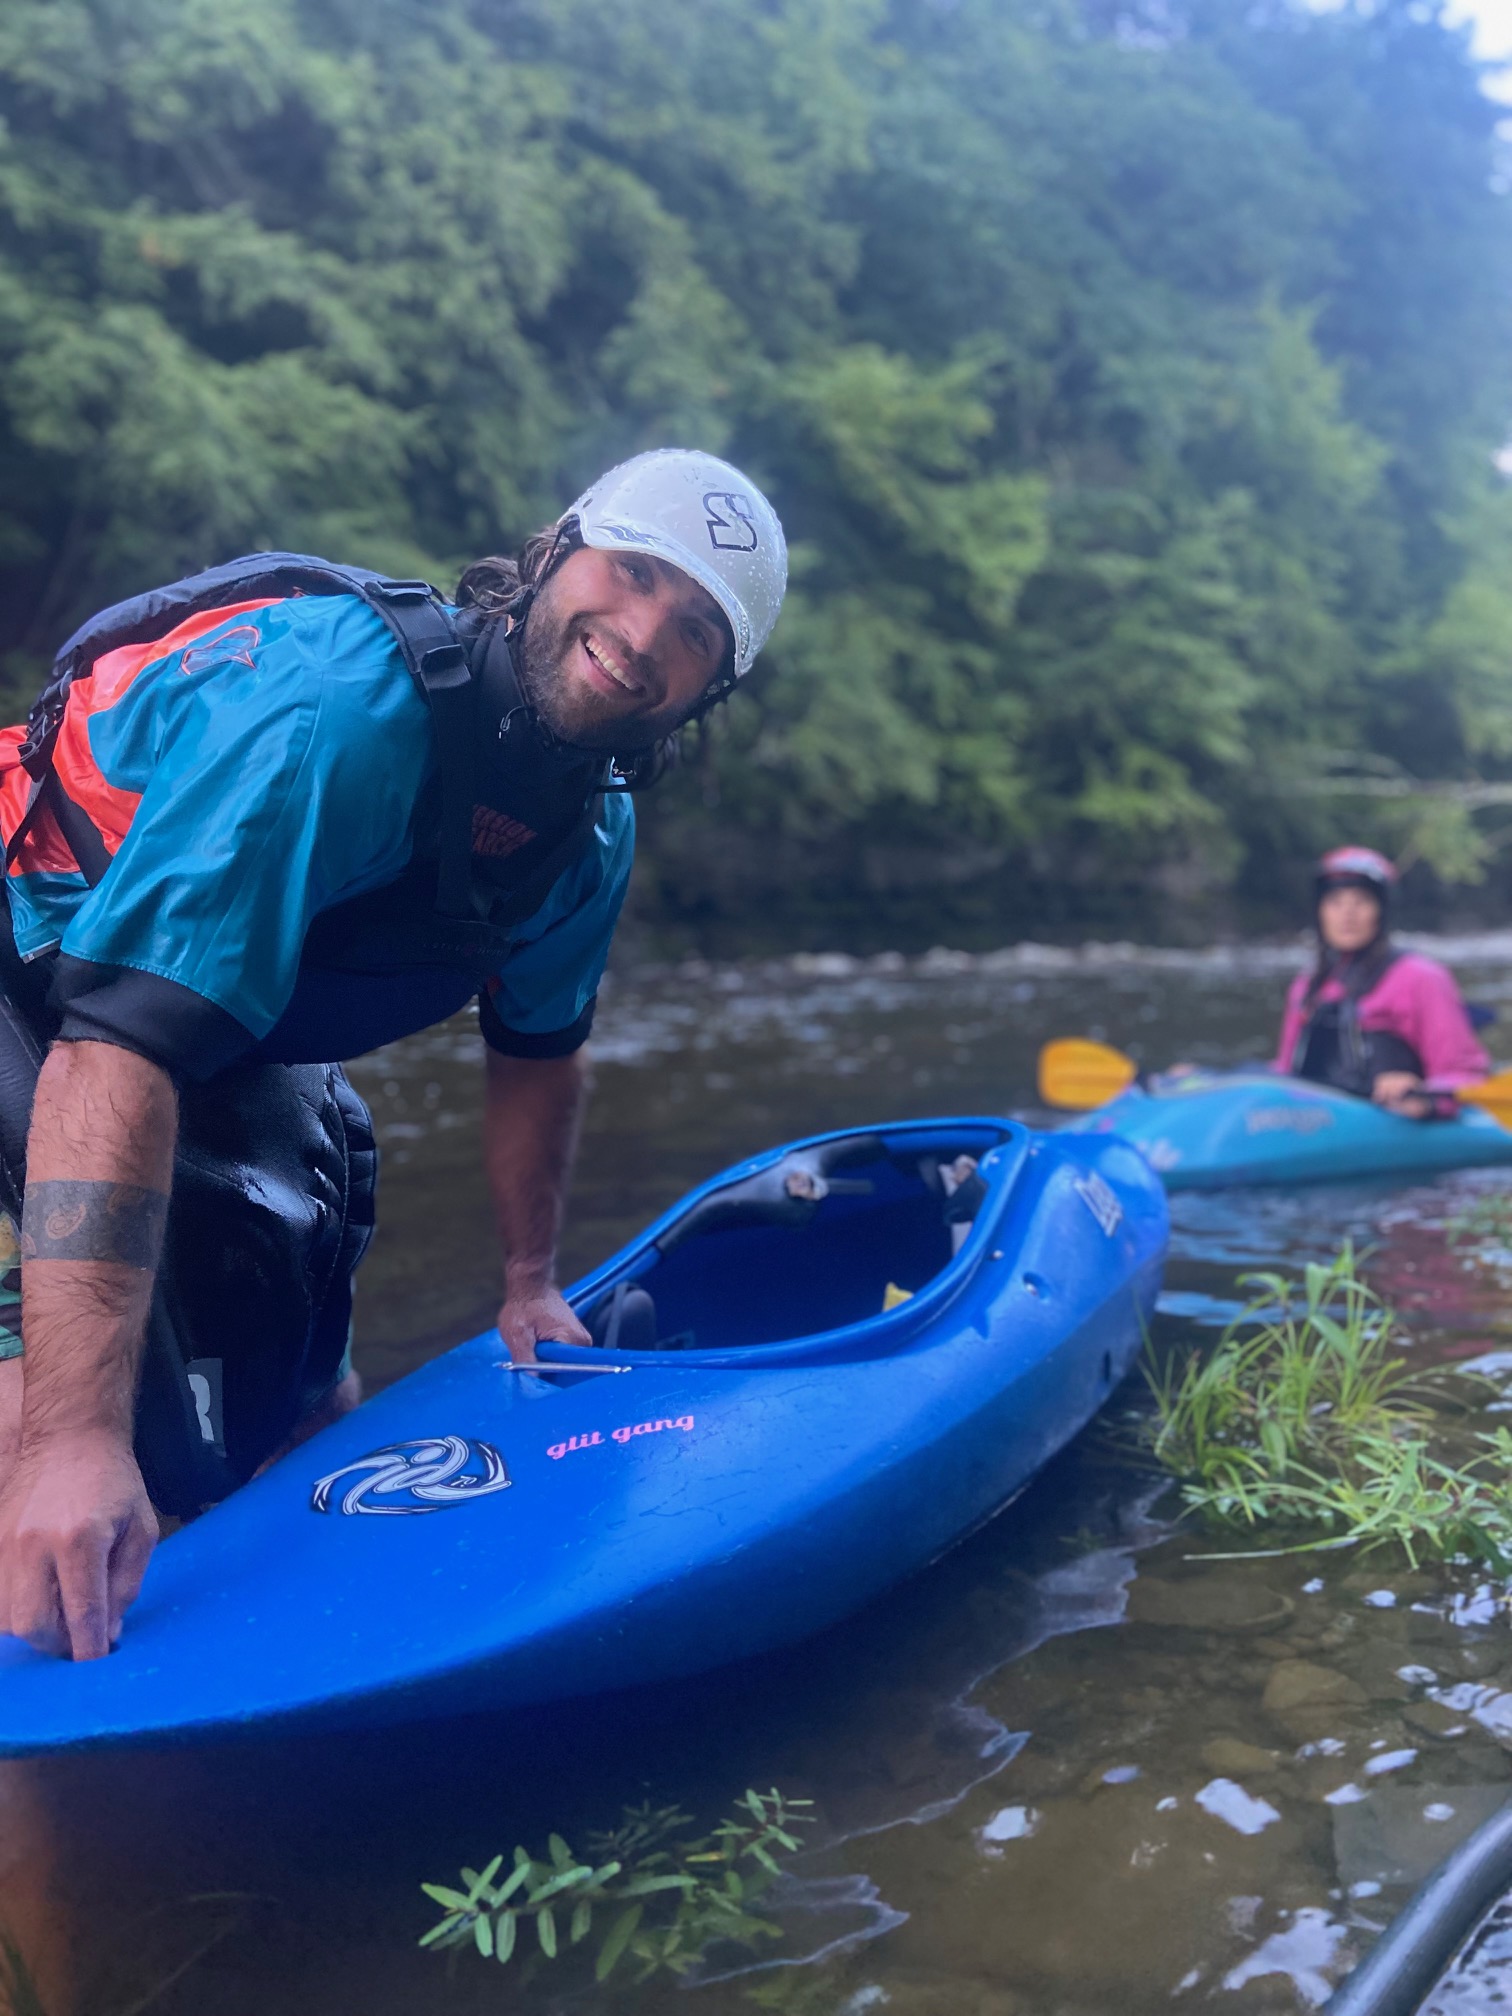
left=1276, top=951, right=1489, bottom=1090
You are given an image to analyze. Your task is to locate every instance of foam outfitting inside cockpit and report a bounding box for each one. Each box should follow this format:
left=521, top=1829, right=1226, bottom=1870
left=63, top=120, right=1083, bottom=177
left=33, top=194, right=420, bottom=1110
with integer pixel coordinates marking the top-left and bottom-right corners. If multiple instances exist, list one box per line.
left=581, top=1140, right=995, bottom=1352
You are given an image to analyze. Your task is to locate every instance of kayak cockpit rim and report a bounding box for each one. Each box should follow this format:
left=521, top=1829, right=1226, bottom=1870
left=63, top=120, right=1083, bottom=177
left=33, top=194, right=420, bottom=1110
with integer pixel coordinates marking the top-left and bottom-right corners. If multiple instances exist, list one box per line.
left=546, top=1117, right=1034, bottom=1373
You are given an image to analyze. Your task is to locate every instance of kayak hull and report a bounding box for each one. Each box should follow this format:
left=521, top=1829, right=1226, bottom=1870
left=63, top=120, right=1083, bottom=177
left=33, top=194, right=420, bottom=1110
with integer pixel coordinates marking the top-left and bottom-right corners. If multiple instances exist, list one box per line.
left=0, top=1117, right=1167, bottom=1755
left=1065, top=1072, right=1512, bottom=1190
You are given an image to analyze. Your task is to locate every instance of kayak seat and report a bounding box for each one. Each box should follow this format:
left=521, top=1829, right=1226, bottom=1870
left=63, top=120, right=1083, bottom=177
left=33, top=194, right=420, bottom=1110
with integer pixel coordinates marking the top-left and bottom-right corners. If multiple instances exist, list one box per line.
left=585, top=1281, right=659, bottom=1353
left=581, top=1280, right=699, bottom=1352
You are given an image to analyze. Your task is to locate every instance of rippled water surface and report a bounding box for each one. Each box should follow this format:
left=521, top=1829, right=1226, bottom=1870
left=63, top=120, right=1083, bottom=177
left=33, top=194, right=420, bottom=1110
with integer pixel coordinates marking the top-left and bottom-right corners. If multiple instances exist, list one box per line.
left=14, top=933, right=1512, bottom=2015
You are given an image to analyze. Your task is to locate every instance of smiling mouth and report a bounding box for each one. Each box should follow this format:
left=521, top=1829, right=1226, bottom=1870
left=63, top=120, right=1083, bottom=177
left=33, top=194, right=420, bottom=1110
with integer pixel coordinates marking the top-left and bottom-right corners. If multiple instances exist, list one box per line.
left=581, top=631, right=646, bottom=699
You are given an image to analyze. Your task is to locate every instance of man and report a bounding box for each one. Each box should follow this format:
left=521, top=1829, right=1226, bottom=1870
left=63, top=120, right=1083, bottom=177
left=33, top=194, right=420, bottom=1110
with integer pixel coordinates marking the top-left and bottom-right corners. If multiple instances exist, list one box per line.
left=0, top=447, right=786, bottom=1662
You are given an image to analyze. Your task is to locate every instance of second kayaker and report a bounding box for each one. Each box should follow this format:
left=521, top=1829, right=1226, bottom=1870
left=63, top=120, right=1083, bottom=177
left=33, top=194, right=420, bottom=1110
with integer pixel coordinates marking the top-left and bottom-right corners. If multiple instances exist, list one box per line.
left=1275, top=846, right=1488, bottom=1117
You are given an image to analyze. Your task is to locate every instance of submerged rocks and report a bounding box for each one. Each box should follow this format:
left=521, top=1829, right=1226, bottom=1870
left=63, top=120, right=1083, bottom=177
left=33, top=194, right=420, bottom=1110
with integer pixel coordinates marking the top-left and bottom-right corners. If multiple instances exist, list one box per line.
left=1262, top=1661, right=1367, bottom=1716
left=1400, top=1699, right=1472, bottom=1743
left=1200, top=1737, right=1283, bottom=1778
left=1262, top=1660, right=1368, bottom=1743
left=1128, top=1576, right=1294, bottom=1637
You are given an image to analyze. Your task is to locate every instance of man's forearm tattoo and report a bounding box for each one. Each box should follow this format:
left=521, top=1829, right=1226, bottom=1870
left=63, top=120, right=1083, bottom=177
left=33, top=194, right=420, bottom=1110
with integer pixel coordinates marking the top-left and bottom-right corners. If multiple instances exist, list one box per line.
left=20, top=1181, right=169, bottom=1269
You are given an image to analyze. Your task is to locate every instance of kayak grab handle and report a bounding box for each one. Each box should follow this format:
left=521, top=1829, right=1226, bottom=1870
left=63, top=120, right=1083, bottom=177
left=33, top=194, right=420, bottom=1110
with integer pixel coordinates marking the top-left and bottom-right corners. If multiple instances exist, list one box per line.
left=501, top=1360, right=632, bottom=1375
left=653, top=1135, right=887, bottom=1255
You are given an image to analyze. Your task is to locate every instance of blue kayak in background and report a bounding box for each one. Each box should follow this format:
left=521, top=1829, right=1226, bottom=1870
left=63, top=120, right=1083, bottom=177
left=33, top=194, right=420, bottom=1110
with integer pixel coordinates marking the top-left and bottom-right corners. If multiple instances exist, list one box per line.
left=1064, top=1071, right=1512, bottom=1190
left=0, top=1115, right=1167, bottom=1756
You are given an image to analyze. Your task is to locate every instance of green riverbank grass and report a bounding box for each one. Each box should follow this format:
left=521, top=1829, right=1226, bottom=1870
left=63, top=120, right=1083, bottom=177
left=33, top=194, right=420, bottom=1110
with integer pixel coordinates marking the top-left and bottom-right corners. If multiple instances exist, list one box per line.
left=1144, top=1246, right=1512, bottom=1568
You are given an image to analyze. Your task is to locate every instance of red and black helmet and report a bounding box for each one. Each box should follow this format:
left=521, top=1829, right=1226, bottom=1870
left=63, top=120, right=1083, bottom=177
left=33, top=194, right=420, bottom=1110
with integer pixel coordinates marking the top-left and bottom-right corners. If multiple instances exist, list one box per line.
left=1315, top=845, right=1398, bottom=900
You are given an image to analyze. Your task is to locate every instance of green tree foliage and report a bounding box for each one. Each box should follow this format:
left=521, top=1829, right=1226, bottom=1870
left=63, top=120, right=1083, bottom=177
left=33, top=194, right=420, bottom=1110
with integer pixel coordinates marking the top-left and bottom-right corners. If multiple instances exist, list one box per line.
left=0, top=0, right=1505, bottom=935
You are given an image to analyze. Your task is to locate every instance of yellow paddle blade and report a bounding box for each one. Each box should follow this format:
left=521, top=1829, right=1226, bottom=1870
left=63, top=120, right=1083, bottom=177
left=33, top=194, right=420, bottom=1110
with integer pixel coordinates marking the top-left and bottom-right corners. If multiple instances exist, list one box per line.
left=1457, top=1067, right=1512, bottom=1128
left=1037, top=1037, right=1139, bottom=1111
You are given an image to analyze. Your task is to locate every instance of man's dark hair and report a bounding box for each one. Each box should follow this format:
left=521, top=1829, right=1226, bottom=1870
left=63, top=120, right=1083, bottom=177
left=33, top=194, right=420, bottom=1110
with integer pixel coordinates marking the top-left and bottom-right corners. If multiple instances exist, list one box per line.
left=455, top=521, right=579, bottom=626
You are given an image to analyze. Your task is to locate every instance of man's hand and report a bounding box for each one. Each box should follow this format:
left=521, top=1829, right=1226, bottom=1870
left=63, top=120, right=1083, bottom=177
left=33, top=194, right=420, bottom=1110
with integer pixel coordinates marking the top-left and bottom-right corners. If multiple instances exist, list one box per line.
left=497, top=1283, right=591, bottom=1367
left=0, top=1427, right=157, bottom=1659
left=1372, top=1070, right=1432, bottom=1118
left=3, top=1041, right=178, bottom=1657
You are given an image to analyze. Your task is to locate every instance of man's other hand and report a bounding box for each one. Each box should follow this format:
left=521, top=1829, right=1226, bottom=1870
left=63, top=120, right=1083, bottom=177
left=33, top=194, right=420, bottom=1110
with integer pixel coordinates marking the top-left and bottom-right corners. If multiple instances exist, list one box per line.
left=0, top=1429, right=157, bottom=1659
left=497, top=1284, right=592, bottom=1367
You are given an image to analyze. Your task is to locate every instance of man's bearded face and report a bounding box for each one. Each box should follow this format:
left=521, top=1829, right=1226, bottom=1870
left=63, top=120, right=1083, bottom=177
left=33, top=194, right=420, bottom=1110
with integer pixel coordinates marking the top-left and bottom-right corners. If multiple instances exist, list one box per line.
left=518, top=545, right=731, bottom=751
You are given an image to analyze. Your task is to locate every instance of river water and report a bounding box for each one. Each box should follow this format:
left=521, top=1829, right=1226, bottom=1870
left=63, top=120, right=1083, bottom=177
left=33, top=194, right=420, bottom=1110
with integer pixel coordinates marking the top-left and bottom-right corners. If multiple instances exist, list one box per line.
left=12, top=934, right=1512, bottom=2015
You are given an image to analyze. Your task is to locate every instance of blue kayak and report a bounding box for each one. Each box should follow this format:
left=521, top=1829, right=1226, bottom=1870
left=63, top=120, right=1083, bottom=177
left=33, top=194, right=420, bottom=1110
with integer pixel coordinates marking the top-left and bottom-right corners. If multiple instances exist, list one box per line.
left=0, top=1116, right=1166, bottom=1755
left=1065, top=1071, right=1512, bottom=1190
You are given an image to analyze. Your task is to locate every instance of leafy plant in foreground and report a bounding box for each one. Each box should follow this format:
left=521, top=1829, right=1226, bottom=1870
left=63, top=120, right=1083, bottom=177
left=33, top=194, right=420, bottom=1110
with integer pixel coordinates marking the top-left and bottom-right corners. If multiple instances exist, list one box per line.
left=419, top=1788, right=814, bottom=1985
left=1143, top=1245, right=1512, bottom=1567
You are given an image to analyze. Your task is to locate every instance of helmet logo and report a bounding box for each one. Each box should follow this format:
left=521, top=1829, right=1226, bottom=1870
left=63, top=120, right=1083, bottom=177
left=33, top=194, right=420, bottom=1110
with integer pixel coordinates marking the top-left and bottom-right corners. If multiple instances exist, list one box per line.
left=703, top=491, right=759, bottom=553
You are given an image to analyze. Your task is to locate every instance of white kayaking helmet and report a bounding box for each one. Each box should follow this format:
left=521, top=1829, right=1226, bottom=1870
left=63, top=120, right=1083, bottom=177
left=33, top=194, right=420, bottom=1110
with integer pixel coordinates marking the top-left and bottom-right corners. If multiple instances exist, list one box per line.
left=565, top=448, right=787, bottom=681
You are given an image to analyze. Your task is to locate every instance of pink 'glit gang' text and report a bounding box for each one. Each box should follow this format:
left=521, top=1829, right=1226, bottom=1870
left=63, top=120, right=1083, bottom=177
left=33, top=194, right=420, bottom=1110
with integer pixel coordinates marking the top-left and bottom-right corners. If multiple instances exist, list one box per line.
left=547, top=1415, right=695, bottom=1461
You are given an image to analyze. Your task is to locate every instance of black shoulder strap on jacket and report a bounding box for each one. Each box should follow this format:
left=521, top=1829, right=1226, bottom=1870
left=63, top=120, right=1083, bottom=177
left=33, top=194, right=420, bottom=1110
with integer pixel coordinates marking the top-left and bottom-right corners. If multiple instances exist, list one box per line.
left=349, top=578, right=477, bottom=922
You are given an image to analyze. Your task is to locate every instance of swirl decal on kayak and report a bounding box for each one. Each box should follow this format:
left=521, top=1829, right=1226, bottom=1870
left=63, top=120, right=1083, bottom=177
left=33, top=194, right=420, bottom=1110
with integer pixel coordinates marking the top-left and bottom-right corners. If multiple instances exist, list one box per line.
left=310, top=1437, right=512, bottom=1517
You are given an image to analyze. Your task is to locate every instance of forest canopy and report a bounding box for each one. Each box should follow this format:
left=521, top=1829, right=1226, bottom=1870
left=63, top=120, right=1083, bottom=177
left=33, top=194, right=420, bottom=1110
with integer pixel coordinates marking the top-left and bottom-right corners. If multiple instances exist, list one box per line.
left=0, top=0, right=1507, bottom=942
